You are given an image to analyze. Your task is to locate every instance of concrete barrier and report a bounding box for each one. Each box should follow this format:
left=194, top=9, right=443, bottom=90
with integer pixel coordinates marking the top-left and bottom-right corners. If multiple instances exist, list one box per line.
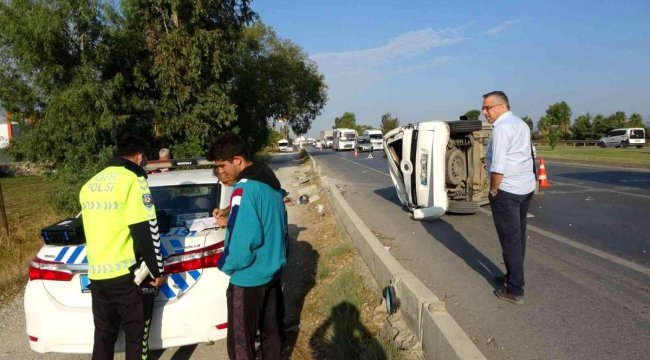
left=311, top=156, right=486, bottom=360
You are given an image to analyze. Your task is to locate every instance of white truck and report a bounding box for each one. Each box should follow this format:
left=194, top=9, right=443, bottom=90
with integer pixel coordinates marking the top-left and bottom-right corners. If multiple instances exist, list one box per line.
left=332, top=128, right=357, bottom=151
left=383, top=120, right=492, bottom=220
left=360, top=129, right=384, bottom=151
left=320, top=130, right=334, bottom=149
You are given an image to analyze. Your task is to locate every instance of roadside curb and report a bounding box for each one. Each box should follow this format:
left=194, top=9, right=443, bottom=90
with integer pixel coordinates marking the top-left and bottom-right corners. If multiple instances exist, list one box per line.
left=309, top=155, right=486, bottom=360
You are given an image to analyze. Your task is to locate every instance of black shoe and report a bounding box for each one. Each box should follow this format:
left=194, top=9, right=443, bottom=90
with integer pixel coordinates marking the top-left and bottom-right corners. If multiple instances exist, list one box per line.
left=494, top=275, right=508, bottom=285
left=494, top=288, right=524, bottom=305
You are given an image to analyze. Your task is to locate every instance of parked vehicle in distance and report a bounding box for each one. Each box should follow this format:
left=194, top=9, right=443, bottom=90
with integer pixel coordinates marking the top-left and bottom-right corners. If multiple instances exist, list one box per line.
left=278, top=139, right=291, bottom=152
left=383, top=120, right=491, bottom=220
left=25, top=159, right=233, bottom=353
left=361, top=129, right=384, bottom=151
left=332, top=128, right=357, bottom=151
left=598, top=128, right=646, bottom=148
left=356, top=138, right=373, bottom=152
left=320, top=130, right=334, bottom=148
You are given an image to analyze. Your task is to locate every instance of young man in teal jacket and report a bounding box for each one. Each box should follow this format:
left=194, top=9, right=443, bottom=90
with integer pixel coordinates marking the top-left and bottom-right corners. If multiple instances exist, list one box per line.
left=207, top=133, right=287, bottom=360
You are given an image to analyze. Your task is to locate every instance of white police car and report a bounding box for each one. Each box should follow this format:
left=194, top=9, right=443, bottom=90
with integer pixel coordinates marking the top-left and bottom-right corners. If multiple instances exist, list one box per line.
left=24, top=158, right=232, bottom=353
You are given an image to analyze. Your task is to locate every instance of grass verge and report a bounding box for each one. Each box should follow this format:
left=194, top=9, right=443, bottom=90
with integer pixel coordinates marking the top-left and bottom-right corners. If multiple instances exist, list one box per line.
left=537, top=145, right=650, bottom=168
left=288, top=161, right=404, bottom=360
left=0, top=176, right=66, bottom=304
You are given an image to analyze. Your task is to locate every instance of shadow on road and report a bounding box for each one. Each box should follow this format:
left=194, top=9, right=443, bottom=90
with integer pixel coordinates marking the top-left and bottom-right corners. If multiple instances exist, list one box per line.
left=422, top=217, right=504, bottom=289
left=149, top=344, right=198, bottom=360
left=280, top=223, right=318, bottom=359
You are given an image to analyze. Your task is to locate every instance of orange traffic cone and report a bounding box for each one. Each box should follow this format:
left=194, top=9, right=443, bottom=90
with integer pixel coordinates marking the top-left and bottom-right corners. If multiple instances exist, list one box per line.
left=538, top=158, right=550, bottom=189
left=354, top=148, right=358, bottom=157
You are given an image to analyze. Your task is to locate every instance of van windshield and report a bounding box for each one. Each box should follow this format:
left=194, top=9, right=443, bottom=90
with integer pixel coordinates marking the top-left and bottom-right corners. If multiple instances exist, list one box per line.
left=369, top=134, right=383, bottom=140
left=341, top=133, right=356, bottom=141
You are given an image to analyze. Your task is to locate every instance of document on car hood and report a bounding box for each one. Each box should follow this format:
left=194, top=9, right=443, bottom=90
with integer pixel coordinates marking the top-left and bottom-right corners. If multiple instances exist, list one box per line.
left=185, top=217, right=217, bottom=233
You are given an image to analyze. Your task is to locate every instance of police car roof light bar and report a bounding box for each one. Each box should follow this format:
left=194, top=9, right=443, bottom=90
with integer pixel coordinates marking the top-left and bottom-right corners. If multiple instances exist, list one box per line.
left=144, top=157, right=214, bottom=172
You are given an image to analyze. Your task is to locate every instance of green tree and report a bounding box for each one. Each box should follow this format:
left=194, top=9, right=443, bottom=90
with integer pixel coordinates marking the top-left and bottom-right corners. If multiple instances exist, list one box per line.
left=591, top=114, right=610, bottom=137
left=233, top=23, right=327, bottom=145
left=0, top=0, right=254, bottom=212
left=380, top=113, right=400, bottom=134
left=542, top=101, right=572, bottom=138
left=572, top=113, right=594, bottom=140
left=464, top=109, right=481, bottom=121
left=627, top=113, right=644, bottom=128
left=606, top=111, right=627, bottom=130
left=548, top=126, right=560, bottom=150
left=333, top=112, right=357, bottom=129
left=537, top=116, right=550, bottom=135
left=355, top=124, right=374, bottom=136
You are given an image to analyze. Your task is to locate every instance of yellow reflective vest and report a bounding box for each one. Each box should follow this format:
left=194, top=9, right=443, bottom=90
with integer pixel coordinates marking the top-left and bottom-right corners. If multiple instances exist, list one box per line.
left=80, top=162, right=156, bottom=280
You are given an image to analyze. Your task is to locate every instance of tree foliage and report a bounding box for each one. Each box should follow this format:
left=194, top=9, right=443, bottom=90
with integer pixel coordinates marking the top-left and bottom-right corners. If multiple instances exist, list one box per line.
left=233, top=23, right=327, bottom=144
left=541, top=101, right=572, bottom=138
left=0, top=0, right=326, bottom=212
left=464, top=109, right=481, bottom=121
left=380, top=113, right=400, bottom=134
left=572, top=113, right=594, bottom=140
left=628, top=113, right=644, bottom=128
left=333, top=112, right=357, bottom=129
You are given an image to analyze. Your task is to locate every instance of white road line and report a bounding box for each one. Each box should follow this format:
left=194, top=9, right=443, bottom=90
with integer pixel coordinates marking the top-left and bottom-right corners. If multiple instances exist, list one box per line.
left=479, top=207, right=650, bottom=277
left=336, top=155, right=391, bottom=177
left=551, top=180, right=650, bottom=200
left=327, top=152, right=650, bottom=277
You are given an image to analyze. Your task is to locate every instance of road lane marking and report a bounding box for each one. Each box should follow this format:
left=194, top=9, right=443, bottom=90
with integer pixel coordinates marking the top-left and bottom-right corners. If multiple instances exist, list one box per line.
left=551, top=180, right=650, bottom=200
left=479, top=207, right=650, bottom=277
left=324, top=152, right=650, bottom=277
left=336, top=155, right=391, bottom=178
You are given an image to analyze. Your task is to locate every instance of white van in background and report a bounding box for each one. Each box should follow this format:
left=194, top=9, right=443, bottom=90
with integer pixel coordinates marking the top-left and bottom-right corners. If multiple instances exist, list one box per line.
left=332, top=128, right=357, bottom=151
left=278, top=139, right=290, bottom=152
left=361, top=129, right=384, bottom=151
left=598, top=128, right=646, bottom=148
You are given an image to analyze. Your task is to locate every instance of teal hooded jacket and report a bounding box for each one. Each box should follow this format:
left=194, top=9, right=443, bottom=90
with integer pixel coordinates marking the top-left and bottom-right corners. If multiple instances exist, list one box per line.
left=217, top=162, right=287, bottom=287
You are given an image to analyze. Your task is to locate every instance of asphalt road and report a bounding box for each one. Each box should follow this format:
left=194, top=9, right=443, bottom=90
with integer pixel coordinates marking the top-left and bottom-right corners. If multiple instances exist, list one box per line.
left=308, top=147, right=650, bottom=360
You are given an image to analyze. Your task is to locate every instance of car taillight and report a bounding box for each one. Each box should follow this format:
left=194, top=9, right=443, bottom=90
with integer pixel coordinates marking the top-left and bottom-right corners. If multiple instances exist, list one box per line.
left=28, top=257, right=74, bottom=281
left=164, top=242, right=223, bottom=274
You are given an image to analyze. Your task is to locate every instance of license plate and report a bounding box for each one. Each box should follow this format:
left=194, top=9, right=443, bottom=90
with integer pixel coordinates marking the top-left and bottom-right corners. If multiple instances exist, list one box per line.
left=80, top=274, right=91, bottom=293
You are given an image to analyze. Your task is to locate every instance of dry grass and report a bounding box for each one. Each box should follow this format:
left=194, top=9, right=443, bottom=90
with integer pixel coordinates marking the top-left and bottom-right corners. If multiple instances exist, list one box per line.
left=0, top=176, right=65, bottom=305
left=285, top=163, right=403, bottom=360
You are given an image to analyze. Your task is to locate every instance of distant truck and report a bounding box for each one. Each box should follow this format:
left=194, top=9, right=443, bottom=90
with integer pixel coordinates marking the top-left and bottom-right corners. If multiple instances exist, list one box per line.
left=332, top=128, right=357, bottom=151
left=320, top=130, right=334, bottom=148
left=359, top=129, right=384, bottom=151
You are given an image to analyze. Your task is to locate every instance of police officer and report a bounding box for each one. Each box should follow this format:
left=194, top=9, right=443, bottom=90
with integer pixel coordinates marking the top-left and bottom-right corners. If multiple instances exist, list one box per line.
left=80, top=134, right=165, bottom=360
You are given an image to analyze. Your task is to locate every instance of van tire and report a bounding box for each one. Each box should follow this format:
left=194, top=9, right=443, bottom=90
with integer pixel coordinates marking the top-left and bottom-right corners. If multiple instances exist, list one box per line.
left=447, top=200, right=479, bottom=214
left=636, top=145, right=643, bottom=149
left=448, top=120, right=482, bottom=134
left=621, top=141, right=629, bottom=148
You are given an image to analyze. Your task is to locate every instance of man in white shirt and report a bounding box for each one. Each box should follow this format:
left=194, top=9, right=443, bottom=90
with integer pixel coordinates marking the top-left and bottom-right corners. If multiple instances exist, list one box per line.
left=483, top=91, right=536, bottom=305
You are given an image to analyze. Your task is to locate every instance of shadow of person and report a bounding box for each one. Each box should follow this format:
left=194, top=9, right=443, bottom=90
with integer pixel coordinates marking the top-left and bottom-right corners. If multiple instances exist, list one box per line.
left=148, top=344, right=198, bottom=360
left=422, top=217, right=504, bottom=289
left=280, top=224, right=319, bottom=359
left=309, top=301, right=387, bottom=360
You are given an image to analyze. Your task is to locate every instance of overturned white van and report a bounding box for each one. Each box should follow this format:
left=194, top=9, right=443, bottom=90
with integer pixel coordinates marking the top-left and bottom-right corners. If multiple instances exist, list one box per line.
left=383, top=120, right=492, bottom=220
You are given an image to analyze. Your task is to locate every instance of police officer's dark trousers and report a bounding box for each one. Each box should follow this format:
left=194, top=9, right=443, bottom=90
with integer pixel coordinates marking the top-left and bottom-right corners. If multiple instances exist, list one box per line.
left=489, top=190, right=534, bottom=296
left=90, top=273, right=144, bottom=360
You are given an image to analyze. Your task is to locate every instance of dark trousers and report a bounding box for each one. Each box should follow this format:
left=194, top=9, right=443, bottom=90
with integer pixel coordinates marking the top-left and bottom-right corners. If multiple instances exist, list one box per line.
left=489, top=190, right=534, bottom=296
left=226, top=277, right=281, bottom=360
left=90, top=274, right=144, bottom=360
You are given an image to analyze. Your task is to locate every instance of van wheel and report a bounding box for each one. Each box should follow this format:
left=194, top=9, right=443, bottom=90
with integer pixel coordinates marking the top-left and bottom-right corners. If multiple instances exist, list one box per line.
left=446, top=149, right=466, bottom=186
left=448, top=120, right=482, bottom=134
left=621, top=141, right=629, bottom=148
left=447, top=200, right=479, bottom=214
left=636, top=145, right=643, bottom=149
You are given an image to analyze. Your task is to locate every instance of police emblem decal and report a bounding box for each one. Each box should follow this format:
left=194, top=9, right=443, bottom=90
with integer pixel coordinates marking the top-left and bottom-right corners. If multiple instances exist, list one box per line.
left=142, top=194, right=153, bottom=207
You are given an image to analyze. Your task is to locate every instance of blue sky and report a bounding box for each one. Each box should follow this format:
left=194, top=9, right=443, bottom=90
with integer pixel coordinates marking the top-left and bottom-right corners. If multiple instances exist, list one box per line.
left=253, top=0, right=650, bottom=138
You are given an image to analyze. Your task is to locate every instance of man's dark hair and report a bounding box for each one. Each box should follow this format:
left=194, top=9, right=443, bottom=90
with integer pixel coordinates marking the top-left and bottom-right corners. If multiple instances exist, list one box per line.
left=115, top=134, right=149, bottom=157
left=483, top=91, right=510, bottom=110
left=206, top=132, right=252, bottom=162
